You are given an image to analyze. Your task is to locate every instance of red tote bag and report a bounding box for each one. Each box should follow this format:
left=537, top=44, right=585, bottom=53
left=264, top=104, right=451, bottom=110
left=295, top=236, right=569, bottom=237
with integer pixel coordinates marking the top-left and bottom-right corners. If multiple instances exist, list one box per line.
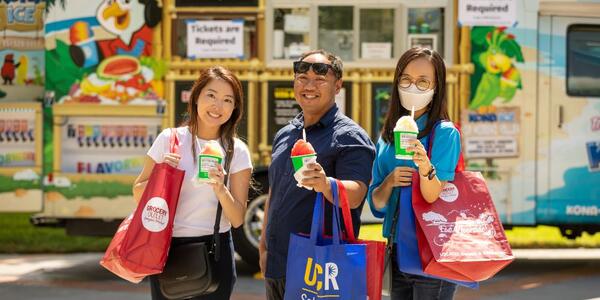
left=99, top=214, right=145, bottom=283
left=100, top=129, right=184, bottom=282
left=411, top=123, right=514, bottom=282
left=336, top=179, right=386, bottom=300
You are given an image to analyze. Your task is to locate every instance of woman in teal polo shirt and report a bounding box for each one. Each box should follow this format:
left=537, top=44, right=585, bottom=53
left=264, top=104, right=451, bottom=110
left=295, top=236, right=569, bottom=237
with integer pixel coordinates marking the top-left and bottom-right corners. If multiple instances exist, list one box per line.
left=368, top=47, right=465, bottom=299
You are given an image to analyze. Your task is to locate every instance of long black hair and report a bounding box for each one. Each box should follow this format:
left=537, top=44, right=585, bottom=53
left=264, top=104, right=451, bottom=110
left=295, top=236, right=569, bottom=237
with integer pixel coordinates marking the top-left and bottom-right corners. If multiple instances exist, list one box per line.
left=186, top=66, right=244, bottom=162
left=381, top=47, right=448, bottom=143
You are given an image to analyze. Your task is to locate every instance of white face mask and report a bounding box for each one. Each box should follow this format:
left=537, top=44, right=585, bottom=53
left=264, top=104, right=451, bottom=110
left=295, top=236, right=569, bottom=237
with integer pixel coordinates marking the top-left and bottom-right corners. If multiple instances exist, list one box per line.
left=398, top=85, right=434, bottom=111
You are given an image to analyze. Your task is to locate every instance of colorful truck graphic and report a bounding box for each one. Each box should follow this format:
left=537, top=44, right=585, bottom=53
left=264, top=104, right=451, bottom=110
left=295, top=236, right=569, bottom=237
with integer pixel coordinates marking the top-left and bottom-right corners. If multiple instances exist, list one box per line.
left=461, top=0, right=600, bottom=237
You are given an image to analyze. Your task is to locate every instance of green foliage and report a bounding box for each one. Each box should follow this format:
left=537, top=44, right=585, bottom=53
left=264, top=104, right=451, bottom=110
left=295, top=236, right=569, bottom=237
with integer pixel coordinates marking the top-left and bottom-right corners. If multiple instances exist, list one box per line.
left=45, top=40, right=92, bottom=100
left=140, top=56, right=168, bottom=80
left=45, top=180, right=132, bottom=200
left=503, top=39, right=525, bottom=62
left=33, top=64, right=44, bottom=85
left=42, top=107, right=53, bottom=176
left=0, top=213, right=110, bottom=253
left=375, top=89, right=390, bottom=102
left=45, top=0, right=66, bottom=13
left=0, top=175, right=39, bottom=193
left=471, top=27, right=495, bottom=46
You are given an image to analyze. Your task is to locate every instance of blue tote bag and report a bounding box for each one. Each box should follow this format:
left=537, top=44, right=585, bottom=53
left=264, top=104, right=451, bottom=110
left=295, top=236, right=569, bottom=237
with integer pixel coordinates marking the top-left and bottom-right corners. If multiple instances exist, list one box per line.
left=284, top=180, right=368, bottom=300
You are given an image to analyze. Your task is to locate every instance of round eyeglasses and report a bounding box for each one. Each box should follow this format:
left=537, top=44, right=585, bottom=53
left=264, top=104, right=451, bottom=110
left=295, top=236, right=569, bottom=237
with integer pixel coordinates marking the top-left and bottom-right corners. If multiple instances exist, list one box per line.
left=399, top=75, right=433, bottom=91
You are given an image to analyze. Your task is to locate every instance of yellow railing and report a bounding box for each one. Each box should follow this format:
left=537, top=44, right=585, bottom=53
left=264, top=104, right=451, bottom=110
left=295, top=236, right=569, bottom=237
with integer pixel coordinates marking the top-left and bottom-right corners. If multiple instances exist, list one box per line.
left=163, top=63, right=473, bottom=166
left=446, top=63, right=474, bottom=123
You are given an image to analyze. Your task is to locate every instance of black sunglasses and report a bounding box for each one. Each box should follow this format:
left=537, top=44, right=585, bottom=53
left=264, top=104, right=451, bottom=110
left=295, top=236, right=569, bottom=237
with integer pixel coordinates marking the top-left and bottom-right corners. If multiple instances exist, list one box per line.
left=293, top=61, right=339, bottom=77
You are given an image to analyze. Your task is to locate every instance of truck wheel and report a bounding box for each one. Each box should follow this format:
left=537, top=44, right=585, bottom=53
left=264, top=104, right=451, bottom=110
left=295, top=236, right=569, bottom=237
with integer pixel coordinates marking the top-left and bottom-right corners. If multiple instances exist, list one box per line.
left=560, top=227, right=582, bottom=239
left=232, top=193, right=267, bottom=270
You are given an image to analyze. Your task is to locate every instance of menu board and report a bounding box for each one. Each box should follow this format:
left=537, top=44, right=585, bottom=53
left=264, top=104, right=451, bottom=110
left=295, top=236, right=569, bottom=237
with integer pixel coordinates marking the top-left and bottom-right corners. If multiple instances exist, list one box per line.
left=0, top=108, right=36, bottom=167
left=371, top=83, right=393, bottom=139
left=174, top=80, right=195, bottom=126
left=267, top=81, right=353, bottom=143
left=60, top=117, right=163, bottom=174
left=267, top=81, right=296, bottom=143
left=174, top=80, right=248, bottom=140
left=461, top=107, right=520, bottom=158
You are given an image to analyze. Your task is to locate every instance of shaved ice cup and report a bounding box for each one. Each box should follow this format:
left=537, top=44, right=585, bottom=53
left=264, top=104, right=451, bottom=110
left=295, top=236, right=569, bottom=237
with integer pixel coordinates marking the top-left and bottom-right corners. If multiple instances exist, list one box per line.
left=291, top=154, right=317, bottom=172
left=197, top=154, right=222, bottom=183
left=394, top=130, right=418, bottom=160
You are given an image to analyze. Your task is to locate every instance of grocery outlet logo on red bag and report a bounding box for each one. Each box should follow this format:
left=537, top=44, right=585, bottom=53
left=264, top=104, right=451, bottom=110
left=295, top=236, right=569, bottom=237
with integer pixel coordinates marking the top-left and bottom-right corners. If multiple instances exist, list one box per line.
left=142, top=197, right=169, bottom=232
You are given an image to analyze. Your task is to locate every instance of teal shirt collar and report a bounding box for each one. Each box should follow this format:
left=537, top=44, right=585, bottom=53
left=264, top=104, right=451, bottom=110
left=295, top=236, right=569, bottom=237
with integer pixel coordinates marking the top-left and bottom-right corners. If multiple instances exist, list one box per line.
left=415, top=112, right=429, bottom=132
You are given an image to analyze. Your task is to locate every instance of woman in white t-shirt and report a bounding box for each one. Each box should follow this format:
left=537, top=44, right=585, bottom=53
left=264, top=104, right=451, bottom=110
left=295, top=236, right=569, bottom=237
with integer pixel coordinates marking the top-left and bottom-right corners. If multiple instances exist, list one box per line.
left=133, top=66, right=253, bottom=300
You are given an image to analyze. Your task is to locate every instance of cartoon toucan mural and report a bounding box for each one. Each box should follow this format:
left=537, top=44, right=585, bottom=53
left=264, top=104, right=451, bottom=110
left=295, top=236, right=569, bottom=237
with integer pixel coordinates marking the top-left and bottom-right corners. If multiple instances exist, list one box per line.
left=69, top=0, right=161, bottom=68
left=469, top=27, right=524, bottom=110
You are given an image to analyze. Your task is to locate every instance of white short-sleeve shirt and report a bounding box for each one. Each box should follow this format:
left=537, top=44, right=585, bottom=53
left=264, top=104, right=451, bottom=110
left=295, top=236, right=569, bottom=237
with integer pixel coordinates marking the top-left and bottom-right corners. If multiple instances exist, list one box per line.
left=147, top=127, right=253, bottom=237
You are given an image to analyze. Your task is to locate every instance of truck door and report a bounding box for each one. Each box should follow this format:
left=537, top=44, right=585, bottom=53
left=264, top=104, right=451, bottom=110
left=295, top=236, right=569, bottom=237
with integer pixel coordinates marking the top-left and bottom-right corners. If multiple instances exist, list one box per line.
left=538, top=16, right=600, bottom=224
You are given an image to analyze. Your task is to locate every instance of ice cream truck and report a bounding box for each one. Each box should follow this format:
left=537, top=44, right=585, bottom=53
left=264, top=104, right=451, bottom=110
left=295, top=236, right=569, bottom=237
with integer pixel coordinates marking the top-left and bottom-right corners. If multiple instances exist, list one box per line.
left=454, top=0, right=600, bottom=238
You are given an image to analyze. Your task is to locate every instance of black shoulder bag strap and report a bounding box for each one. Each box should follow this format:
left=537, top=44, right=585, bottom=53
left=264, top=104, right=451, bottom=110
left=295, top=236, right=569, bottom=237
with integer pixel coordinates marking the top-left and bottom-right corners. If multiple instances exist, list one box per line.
left=381, top=120, right=440, bottom=286
left=383, top=188, right=401, bottom=289
left=212, top=138, right=234, bottom=262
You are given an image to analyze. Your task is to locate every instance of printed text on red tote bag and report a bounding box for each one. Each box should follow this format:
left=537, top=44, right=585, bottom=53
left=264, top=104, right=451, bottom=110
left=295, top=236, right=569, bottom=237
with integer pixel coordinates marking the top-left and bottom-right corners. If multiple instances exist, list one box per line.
left=142, top=197, right=169, bottom=232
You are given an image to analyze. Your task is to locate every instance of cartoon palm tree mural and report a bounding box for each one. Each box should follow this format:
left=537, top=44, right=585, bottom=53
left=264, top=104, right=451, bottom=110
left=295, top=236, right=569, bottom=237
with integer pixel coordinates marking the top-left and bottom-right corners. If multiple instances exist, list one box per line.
left=470, top=27, right=524, bottom=110
left=45, top=0, right=66, bottom=12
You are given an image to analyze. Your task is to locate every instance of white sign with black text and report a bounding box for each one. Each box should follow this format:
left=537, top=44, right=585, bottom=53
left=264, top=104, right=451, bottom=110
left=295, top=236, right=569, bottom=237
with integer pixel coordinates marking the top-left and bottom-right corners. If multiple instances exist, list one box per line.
left=461, top=107, right=520, bottom=158
left=186, top=20, right=244, bottom=59
left=361, top=43, right=392, bottom=59
left=458, top=0, right=517, bottom=27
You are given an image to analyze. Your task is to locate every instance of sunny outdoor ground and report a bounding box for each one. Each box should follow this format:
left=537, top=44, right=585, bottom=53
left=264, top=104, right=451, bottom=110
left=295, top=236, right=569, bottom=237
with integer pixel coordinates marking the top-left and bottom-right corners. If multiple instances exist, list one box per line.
left=1, top=213, right=600, bottom=253
left=358, top=223, right=600, bottom=248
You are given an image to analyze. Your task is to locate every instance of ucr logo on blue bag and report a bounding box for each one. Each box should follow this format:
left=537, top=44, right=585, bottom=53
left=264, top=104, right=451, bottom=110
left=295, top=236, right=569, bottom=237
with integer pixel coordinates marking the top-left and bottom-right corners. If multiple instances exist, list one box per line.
left=302, top=257, right=340, bottom=299
left=286, top=180, right=367, bottom=300
left=142, top=197, right=169, bottom=232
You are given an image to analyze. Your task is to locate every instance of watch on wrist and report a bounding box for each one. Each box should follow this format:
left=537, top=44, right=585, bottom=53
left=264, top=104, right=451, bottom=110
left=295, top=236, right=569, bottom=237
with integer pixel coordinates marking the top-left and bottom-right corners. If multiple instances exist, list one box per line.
left=421, top=164, right=436, bottom=180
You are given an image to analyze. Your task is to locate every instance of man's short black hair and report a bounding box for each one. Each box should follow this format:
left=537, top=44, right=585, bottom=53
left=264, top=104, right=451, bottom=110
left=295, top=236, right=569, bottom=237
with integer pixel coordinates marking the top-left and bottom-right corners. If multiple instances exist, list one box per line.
left=298, top=49, right=343, bottom=79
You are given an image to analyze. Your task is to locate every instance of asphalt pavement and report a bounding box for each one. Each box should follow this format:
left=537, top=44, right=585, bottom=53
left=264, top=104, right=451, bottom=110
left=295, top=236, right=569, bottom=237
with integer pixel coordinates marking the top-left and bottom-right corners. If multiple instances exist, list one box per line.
left=1, top=249, right=600, bottom=299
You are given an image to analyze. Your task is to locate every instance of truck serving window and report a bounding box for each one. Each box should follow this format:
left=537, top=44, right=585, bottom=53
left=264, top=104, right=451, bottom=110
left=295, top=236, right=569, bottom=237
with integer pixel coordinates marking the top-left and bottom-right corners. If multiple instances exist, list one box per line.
left=567, top=24, right=600, bottom=97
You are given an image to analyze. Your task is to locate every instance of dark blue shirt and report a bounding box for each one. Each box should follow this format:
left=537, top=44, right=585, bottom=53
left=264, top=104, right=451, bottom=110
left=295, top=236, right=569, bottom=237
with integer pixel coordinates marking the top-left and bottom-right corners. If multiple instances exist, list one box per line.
left=265, top=104, right=376, bottom=279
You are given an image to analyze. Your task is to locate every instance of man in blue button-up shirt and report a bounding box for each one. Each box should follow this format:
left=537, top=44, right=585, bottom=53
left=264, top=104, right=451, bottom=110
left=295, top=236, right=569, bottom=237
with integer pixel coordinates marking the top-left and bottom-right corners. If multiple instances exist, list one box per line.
left=259, top=49, right=376, bottom=300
